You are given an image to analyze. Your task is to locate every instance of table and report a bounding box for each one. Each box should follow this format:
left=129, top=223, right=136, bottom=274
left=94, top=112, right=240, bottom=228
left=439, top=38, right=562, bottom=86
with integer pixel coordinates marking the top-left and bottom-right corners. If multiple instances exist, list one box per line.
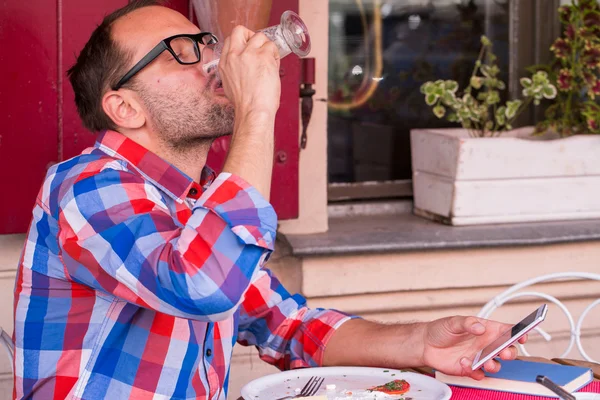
left=408, top=357, right=600, bottom=380
left=234, top=357, right=600, bottom=400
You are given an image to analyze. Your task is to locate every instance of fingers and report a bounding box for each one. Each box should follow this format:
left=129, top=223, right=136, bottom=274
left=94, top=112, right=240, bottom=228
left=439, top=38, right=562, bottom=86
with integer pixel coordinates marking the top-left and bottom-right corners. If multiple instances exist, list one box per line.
left=220, top=27, right=279, bottom=68
left=460, top=356, right=500, bottom=380
left=459, top=357, right=485, bottom=380
left=497, top=345, right=518, bottom=360
left=483, top=358, right=501, bottom=374
left=246, top=31, right=271, bottom=49
left=228, top=25, right=255, bottom=53
left=518, top=334, right=528, bottom=344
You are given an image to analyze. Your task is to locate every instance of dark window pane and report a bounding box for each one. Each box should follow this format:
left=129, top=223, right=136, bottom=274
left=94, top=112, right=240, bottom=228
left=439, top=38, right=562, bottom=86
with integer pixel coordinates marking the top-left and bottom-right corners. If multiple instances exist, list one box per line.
left=328, top=0, right=509, bottom=184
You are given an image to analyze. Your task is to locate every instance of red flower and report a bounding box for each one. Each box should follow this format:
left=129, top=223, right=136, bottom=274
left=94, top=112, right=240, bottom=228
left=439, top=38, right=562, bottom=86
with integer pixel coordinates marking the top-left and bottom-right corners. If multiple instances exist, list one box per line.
left=551, top=38, right=571, bottom=60
left=584, top=12, right=600, bottom=29
left=558, top=5, right=572, bottom=23
left=590, top=80, right=600, bottom=96
left=579, top=0, right=599, bottom=12
left=583, top=71, right=597, bottom=87
left=582, top=46, right=600, bottom=68
left=588, top=119, right=599, bottom=131
left=558, top=69, right=573, bottom=91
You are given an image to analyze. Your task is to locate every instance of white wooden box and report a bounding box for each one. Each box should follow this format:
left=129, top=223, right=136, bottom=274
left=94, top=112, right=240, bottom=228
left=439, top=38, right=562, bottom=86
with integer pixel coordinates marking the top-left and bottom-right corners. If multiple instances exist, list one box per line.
left=410, top=127, right=600, bottom=225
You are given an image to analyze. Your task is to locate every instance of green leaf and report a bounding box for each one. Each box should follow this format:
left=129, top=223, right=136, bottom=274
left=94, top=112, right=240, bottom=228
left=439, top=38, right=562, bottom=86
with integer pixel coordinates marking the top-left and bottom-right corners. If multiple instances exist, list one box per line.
left=459, top=109, right=471, bottom=120
left=481, top=65, right=491, bottom=78
left=470, top=77, right=483, bottom=89
left=442, top=91, right=457, bottom=106
left=444, top=80, right=459, bottom=93
left=480, top=35, right=492, bottom=47
left=506, top=100, right=522, bottom=119
left=447, top=113, right=458, bottom=122
left=469, top=107, right=484, bottom=122
left=495, top=106, right=507, bottom=125
left=487, top=91, right=500, bottom=105
left=542, top=84, right=558, bottom=99
left=520, top=78, right=532, bottom=88
left=433, top=104, right=446, bottom=118
left=522, top=87, right=534, bottom=98
left=426, top=93, right=439, bottom=106
left=463, top=94, right=475, bottom=106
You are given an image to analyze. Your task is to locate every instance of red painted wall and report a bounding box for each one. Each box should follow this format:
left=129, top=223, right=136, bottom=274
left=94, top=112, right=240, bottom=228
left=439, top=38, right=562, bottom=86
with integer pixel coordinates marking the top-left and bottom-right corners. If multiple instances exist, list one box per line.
left=0, top=0, right=299, bottom=234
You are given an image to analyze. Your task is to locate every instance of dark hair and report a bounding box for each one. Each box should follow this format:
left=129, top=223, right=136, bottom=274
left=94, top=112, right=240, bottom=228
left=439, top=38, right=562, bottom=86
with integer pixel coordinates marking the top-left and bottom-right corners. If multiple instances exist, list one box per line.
left=67, top=0, right=163, bottom=133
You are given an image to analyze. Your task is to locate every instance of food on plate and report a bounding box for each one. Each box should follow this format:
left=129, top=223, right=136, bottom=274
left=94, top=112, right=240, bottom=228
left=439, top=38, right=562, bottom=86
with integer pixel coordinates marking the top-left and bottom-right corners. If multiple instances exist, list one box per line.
left=368, top=379, right=410, bottom=395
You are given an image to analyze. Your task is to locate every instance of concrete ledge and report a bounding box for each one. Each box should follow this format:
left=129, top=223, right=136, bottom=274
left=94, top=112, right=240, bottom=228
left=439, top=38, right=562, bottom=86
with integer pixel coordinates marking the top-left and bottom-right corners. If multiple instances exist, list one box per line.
left=284, top=209, right=600, bottom=256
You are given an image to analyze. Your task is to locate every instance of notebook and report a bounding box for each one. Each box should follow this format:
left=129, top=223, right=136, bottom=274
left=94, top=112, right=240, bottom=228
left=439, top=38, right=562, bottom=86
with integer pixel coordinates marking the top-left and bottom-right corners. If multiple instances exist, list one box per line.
left=435, top=359, right=593, bottom=397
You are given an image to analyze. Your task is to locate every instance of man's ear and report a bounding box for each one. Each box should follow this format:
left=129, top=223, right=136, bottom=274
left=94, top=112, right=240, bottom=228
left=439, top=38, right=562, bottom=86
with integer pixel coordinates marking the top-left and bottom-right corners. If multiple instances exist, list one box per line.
left=102, top=90, right=145, bottom=129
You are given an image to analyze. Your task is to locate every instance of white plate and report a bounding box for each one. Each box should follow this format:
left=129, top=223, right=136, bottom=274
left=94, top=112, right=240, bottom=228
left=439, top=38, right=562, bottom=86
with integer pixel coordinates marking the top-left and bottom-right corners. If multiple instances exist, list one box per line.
left=241, top=366, right=452, bottom=400
left=575, top=394, right=600, bottom=400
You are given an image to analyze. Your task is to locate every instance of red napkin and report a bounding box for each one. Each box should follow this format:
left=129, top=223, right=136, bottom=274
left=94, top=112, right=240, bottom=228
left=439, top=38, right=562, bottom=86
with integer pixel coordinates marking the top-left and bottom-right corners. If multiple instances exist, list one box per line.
left=449, top=380, right=600, bottom=399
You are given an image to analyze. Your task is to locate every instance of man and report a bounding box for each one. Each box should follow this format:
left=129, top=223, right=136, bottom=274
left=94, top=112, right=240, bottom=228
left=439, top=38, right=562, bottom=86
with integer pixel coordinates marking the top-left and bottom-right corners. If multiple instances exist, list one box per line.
left=13, top=1, right=523, bottom=399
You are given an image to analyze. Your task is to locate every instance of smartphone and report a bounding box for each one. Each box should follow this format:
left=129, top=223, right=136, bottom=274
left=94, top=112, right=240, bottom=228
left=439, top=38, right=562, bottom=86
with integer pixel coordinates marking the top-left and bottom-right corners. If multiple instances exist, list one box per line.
left=471, top=304, right=548, bottom=370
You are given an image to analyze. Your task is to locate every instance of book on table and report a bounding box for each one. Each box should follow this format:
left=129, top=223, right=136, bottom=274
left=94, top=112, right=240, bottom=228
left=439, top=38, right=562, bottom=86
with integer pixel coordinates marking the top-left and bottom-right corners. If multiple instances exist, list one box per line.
left=435, top=359, right=593, bottom=397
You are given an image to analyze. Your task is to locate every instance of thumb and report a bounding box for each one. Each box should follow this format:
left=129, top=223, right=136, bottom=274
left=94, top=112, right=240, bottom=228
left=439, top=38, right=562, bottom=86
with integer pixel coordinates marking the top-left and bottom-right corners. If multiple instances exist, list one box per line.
left=446, top=316, right=485, bottom=336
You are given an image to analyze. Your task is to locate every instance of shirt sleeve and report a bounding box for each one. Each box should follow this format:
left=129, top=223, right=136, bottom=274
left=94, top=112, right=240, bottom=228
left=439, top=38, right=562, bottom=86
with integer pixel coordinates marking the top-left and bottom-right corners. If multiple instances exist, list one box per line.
left=56, top=167, right=277, bottom=322
left=236, top=268, right=356, bottom=370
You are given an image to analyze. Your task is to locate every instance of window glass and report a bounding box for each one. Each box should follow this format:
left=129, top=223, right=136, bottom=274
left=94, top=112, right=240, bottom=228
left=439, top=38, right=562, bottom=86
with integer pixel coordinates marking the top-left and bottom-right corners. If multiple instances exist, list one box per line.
left=328, top=0, right=510, bottom=183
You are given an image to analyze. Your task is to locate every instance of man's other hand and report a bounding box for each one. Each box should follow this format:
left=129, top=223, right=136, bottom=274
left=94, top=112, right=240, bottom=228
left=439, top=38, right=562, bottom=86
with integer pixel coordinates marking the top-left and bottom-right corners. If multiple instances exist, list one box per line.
left=422, top=316, right=527, bottom=380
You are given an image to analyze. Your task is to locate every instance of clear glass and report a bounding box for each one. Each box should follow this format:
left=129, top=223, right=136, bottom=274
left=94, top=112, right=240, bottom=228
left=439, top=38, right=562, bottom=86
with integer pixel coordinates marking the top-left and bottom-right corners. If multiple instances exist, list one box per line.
left=202, top=10, right=311, bottom=76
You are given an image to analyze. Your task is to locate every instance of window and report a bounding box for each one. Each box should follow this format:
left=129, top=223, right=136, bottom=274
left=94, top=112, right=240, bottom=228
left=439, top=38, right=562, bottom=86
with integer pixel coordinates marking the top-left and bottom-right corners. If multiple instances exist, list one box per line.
left=327, top=0, right=559, bottom=202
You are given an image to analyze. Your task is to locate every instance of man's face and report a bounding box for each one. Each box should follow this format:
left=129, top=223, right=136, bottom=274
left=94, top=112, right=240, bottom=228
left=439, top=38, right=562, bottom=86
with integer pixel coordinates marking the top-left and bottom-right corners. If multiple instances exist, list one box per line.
left=112, top=6, right=234, bottom=149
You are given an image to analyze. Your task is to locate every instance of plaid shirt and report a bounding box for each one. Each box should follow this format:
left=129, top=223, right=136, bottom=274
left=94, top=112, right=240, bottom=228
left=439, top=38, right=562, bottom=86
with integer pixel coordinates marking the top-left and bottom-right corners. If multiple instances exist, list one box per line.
left=13, top=130, right=352, bottom=400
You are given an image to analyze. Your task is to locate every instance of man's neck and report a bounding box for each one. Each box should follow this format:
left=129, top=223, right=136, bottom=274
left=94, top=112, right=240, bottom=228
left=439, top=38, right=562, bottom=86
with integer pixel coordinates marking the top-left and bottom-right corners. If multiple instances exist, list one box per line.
left=123, top=129, right=213, bottom=183
left=157, top=139, right=213, bottom=183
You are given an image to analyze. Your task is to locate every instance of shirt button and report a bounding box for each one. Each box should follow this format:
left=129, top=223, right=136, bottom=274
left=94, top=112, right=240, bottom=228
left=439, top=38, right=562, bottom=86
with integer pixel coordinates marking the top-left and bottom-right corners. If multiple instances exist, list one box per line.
left=206, top=348, right=212, bottom=357
left=188, top=187, right=198, bottom=196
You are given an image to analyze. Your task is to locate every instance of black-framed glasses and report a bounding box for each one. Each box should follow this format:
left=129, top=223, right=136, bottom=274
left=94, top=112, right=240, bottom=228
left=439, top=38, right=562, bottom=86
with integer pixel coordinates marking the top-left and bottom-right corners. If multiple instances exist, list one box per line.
left=113, top=32, right=218, bottom=90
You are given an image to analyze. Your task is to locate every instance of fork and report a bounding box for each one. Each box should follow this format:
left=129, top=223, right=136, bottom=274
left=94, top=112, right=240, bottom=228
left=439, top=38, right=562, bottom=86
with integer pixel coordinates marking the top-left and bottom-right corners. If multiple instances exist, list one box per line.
left=274, top=376, right=325, bottom=400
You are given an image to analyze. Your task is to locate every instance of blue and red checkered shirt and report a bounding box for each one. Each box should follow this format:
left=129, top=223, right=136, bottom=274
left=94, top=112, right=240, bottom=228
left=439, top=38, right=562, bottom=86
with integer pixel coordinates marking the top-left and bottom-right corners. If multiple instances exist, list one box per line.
left=13, top=130, right=352, bottom=399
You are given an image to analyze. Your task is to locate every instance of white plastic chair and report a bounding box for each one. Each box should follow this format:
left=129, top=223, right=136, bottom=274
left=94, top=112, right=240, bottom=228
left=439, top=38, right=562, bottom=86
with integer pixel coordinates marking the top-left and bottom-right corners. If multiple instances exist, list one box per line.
left=478, top=272, right=600, bottom=363
left=0, top=327, right=13, bottom=374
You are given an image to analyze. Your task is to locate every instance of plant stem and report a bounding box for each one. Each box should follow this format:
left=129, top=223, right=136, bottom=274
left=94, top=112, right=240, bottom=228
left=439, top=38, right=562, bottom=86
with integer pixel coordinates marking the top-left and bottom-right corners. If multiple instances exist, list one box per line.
left=465, top=45, right=487, bottom=96
left=563, top=12, right=580, bottom=135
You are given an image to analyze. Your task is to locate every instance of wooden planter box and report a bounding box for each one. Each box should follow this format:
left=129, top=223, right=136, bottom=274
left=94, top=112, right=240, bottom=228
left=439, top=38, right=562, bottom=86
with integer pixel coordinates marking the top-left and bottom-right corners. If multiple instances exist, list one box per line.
left=410, top=127, right=600, bottom=226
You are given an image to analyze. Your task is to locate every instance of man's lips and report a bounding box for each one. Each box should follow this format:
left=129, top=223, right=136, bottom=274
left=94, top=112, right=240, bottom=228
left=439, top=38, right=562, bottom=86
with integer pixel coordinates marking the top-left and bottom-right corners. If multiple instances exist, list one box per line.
left=208, top=75, right=223, bottom=92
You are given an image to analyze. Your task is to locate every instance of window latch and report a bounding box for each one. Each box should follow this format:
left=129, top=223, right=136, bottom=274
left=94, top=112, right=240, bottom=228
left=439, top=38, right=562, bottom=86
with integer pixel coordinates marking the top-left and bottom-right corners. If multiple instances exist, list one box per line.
left=300, top=57, right=316, bottom=150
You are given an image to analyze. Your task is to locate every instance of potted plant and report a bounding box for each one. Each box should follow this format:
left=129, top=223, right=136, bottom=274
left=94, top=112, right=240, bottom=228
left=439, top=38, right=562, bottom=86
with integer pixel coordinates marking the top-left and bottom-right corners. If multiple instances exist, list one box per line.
left=410, top=1, right=600, bottom=226
left=533, top=0, right=600, bottom=136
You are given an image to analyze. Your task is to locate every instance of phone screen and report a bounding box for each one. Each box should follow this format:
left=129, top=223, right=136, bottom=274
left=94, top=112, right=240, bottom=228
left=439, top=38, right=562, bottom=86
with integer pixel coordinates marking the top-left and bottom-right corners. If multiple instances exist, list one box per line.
left=473, top=304, right=546, bottom=369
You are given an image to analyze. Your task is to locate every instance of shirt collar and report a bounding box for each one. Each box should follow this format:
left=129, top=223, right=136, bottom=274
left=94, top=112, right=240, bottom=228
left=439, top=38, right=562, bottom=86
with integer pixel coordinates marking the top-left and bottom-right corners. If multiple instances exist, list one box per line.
left=95, top=130, right=216, bottom=203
